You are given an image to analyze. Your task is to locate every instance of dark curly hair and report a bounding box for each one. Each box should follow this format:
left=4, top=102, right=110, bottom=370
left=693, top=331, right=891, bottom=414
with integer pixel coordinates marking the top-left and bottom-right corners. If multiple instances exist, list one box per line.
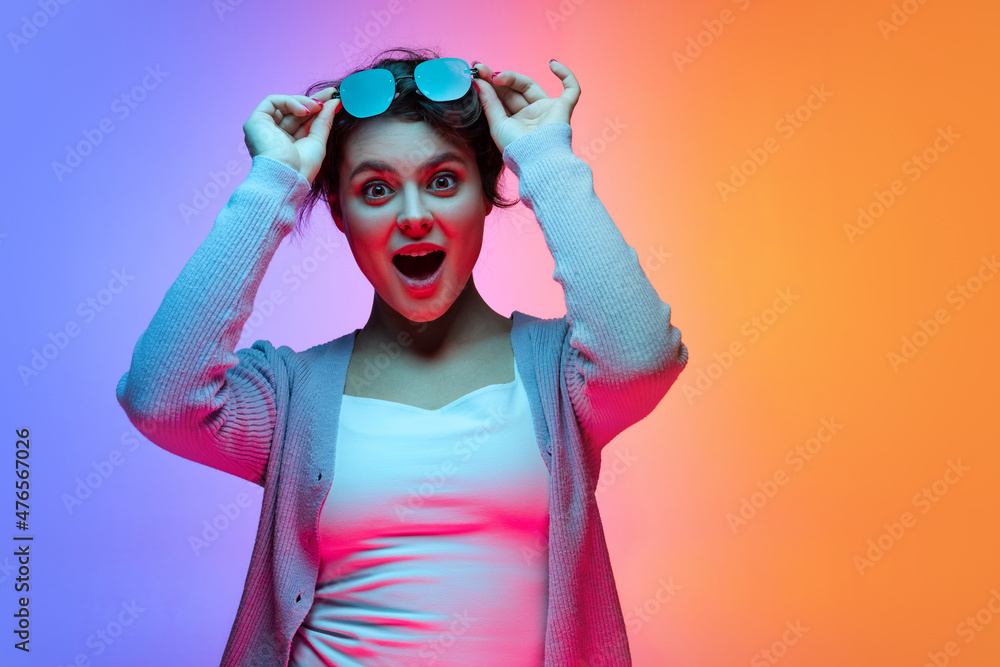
left=291, top=46, right=520, bottom=242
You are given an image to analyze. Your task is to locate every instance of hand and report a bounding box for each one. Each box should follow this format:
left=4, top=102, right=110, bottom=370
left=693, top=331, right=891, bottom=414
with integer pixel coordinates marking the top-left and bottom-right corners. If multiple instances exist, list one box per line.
left=242, top=87, right=342, bottom=184
left=471, top=59, right=581, bottom=153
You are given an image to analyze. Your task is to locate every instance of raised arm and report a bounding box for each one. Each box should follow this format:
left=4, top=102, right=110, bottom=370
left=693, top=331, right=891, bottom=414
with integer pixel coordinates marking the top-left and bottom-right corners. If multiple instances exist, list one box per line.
left=502, top=122, right=689, bottom=457
left=115, top=156, right=312, bottom=484
left=116, top=87, right=341, bottom=485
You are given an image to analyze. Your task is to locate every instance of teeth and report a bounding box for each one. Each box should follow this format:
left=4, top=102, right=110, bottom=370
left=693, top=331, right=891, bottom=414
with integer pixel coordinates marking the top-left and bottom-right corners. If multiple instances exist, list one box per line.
left=398, top=249, right=438, bottom=257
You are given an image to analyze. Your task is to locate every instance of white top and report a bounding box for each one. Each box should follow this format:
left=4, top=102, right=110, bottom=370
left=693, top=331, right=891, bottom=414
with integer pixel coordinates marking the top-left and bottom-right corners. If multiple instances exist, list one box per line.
left=289, top=358, right=549, bottom=666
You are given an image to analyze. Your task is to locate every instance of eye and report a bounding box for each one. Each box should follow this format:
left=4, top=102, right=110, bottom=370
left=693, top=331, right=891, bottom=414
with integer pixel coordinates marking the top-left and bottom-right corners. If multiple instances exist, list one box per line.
left=361, top=172, right=459, bottom=202
left=431, top=172, right=458, bottom=190
left=362, top=181, right=390, bottom=200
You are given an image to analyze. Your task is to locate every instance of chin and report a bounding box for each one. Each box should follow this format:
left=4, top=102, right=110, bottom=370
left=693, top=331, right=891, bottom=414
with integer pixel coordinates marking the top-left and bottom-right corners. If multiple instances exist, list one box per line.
left=396, top=302, right=449, bottom=325
left=388, top=274, right=468, bottom=323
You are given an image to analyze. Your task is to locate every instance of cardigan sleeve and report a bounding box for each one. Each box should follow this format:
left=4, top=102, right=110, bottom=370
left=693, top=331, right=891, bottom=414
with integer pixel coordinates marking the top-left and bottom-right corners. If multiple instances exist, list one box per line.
left=502, top=123, right=689, bottom=458
left=115, top=156, right=312, bottom=486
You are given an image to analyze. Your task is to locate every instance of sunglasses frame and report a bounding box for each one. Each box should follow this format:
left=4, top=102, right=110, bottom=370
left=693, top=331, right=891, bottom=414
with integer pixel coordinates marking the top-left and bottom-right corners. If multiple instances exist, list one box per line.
left=329, top=58, right=483, bottom=118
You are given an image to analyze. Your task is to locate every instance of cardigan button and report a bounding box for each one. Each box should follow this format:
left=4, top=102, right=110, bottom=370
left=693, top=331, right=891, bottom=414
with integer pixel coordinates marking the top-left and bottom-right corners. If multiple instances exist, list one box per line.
left=296, top=594, right=301, bottom=602
left=318, top=472, right=322, bottom=481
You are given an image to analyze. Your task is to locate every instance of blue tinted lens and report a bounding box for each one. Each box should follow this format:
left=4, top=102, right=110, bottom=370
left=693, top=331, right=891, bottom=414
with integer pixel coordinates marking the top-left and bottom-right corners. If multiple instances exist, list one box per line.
left=414, top=58, right=471, bottom=102
left=340, top=68, right=395, bottom=118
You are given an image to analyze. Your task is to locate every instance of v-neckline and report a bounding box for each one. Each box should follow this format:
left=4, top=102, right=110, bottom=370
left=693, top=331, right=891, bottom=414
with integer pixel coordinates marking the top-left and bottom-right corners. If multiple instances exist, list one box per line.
left=342, top=363, right=519, bottom=414
left=341, top=320, right=519, bottom=413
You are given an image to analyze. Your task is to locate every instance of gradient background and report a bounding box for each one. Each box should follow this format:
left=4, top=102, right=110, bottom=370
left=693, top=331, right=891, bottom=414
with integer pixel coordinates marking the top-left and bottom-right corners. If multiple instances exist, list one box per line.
left=4, top=0, right=999, bottom=665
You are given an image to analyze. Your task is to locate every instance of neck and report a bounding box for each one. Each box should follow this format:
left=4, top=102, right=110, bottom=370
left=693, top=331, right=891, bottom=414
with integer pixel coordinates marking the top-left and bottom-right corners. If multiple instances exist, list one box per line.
left=360, top=274, right=507, bottom=360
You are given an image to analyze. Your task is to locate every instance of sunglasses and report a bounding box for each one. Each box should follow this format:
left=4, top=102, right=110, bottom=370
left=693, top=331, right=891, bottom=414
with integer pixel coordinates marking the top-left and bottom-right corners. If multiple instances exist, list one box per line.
left=330, top=57, right=482, bottom=118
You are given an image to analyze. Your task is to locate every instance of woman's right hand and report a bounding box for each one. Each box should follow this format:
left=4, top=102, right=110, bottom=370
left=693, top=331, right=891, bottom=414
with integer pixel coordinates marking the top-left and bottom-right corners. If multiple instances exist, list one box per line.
left=243, top=87, right=341, bottom=185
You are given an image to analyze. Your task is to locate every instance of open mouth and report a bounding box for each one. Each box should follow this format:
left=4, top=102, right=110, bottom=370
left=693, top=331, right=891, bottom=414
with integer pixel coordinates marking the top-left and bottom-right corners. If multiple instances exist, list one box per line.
left=392, top=249, right=446, bottom=282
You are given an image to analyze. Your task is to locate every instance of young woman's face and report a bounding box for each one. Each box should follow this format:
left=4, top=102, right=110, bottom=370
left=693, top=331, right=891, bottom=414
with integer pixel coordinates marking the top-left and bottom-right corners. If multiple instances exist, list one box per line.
left=332, top=118, right=493, bottom=323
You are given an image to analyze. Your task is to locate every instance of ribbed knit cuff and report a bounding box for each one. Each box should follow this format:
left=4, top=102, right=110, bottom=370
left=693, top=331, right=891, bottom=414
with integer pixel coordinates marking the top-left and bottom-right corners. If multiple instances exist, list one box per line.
left=501, top=122, right=575, bottom=178
left=229, top=155, right=313, bottom=236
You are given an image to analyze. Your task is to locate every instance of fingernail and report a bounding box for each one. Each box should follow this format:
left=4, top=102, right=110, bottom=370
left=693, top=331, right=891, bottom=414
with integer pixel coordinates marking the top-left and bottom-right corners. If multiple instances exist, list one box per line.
left=472, top=80, right=480, bottom=92
left=490, top=71, right=501, bottom=80
left=471, top=60, right=482, bottom=67
left=550, top=58, right=557, bottom=63
left=311, top=98, right=324, bottom=106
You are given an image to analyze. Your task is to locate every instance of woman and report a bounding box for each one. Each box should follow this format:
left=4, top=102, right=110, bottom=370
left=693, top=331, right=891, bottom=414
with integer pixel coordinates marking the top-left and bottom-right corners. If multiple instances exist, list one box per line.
left=116, top=46, right=688, bottom=667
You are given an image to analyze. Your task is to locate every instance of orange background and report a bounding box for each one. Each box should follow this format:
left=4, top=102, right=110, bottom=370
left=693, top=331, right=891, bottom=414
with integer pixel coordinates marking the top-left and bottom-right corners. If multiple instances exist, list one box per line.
left=510, top=1, right=1000, bottom=664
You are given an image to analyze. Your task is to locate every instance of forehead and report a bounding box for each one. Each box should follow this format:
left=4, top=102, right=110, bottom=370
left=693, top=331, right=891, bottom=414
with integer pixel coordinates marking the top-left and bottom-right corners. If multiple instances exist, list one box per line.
left=341, top=118, right=472, bottom=175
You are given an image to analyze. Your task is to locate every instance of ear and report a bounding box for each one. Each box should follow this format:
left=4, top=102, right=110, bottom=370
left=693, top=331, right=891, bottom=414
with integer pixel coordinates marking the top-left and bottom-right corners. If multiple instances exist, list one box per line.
left=329, top=196, right=344, bottom=234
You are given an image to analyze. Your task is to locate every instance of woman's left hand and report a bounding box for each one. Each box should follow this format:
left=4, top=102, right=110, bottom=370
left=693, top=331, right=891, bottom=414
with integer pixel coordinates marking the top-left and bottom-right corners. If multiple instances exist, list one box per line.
left=472, top=59, right=581, bottom=153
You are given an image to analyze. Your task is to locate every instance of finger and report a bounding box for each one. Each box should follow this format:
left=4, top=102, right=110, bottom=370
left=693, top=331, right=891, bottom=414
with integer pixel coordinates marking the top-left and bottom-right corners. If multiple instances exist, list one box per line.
left=480, top=63, right=551, bottom=109
left=298, top=94, right=341, bottom=143
left=549, top=60, right=581, bottom=112
left=253, top=94, right=313, bottom=121
left=474, top=63, right=531, bottom=115
left=494, top=69, right=550, bottom=107
left=289, top=86, right=341, bottom=140
left=278, top=94, right=325, bottom=133
left=254, top=94, right=317, bottom=135
left=312, top=86, right=338, bottom=102
left=276, top=111, right=302, bottom=134
left=472, top=69, right=510, bottom=130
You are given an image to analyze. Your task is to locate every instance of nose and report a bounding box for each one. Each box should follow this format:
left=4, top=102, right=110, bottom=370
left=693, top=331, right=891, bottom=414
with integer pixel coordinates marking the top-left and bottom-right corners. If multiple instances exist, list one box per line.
left=396, top=184, right=434, bottom=233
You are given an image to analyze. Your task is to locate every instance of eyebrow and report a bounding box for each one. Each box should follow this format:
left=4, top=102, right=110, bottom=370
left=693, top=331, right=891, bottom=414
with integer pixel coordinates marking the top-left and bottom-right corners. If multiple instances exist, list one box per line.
left=348, top=151, right=468, bottom=181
